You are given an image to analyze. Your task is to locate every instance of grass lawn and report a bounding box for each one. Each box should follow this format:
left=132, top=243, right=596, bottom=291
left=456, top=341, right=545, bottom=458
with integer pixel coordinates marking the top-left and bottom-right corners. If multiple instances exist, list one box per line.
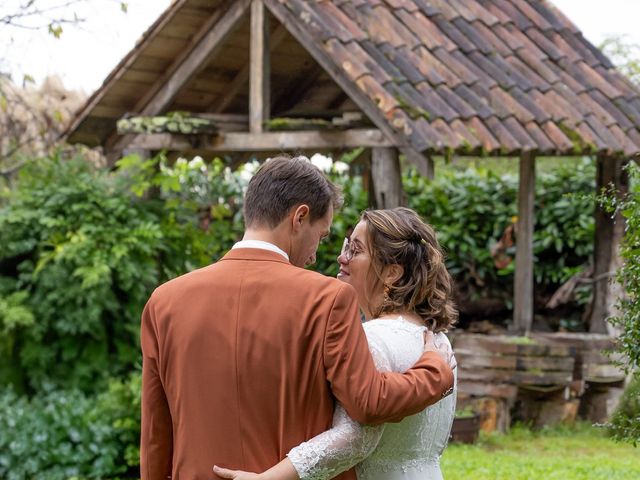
left=441, top=423, right=640, bottom=480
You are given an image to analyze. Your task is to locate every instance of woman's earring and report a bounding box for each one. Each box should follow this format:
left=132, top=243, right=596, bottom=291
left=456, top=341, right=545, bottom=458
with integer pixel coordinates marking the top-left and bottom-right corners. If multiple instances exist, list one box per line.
left=383, top=284, right=391, bottom=303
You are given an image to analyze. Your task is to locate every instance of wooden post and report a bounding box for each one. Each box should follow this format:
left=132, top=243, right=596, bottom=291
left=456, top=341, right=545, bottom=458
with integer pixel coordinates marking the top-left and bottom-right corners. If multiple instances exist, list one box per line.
left=513, top=152, right=536, bottom=336
left=371, top=147, right=404, bottom=208
left=250, top=0, right=270, bottom=133
left=588, top=155, right=628, bottom=333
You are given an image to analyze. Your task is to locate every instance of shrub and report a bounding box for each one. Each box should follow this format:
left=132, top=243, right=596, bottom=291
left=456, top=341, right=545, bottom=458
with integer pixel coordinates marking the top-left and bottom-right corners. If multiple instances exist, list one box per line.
left=609, top=373, right=640, bottom=446
left=405, top=159, right=595, bottom=324
left=606, top=161, right=640, bottom=444
left=0, top=153, right=246, bottom=394
left=0, top=374, right=141, bottom=480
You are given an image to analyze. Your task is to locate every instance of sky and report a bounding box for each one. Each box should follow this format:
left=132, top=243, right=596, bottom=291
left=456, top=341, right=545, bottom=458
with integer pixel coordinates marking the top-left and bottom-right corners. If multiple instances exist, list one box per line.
left=1, top=0, right=639, bottom=95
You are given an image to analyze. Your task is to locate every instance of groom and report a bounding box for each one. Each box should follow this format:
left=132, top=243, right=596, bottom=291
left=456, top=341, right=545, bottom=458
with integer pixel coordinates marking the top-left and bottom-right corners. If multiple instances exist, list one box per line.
left=140, top=156, right=454, bottom=480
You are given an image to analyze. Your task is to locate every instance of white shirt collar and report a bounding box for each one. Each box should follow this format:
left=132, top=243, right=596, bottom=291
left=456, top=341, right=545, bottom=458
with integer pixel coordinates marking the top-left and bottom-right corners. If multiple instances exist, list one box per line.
left=232, top=240, right=289, bottom=261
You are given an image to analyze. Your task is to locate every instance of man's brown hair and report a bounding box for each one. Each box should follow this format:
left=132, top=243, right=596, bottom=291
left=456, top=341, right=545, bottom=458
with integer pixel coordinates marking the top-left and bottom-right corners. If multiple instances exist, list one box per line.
left=243, top=155, right=343, bottom=228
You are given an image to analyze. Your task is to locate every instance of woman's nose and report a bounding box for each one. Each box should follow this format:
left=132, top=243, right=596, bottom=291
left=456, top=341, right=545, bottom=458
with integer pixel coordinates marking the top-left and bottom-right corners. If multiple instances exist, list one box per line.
left=337, top=252, right=348, bottom=264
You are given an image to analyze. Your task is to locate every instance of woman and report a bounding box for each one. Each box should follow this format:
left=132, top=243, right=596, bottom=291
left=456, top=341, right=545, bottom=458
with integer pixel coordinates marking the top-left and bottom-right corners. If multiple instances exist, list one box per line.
left=215, top=207, right=458, bottom=480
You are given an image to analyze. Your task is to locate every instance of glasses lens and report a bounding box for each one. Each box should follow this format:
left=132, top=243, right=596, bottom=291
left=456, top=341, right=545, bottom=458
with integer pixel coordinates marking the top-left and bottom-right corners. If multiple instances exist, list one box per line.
left=341, top=238, right=350, bottom=260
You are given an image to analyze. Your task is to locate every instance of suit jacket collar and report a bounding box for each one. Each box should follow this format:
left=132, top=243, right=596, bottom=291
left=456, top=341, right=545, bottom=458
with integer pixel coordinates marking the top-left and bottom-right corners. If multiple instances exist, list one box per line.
left=220, top=248, right=291, bottom=265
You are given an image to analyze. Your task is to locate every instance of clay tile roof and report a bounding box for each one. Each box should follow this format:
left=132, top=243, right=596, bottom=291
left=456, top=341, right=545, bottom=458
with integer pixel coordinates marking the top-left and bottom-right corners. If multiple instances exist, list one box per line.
left=65, top=0, right=640, bottom=158
left=268, top=0, right=640, bottom=156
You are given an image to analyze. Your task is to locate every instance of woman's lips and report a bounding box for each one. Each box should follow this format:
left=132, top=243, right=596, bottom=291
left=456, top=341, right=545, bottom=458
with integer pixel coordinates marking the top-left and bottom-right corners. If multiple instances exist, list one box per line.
left=337, top=269, right=350, bottom=278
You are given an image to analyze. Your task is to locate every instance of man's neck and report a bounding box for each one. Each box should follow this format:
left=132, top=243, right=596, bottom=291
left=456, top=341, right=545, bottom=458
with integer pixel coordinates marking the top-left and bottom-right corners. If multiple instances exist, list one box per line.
left=242, top=229, right=289, bottom=257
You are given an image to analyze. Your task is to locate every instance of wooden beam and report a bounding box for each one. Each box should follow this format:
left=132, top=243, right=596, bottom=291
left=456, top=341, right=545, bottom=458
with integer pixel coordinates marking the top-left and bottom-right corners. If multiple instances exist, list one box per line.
left=142, top=0, right=251, bottom=116
left=271, top=63, right=325, bottom=116
left=64, top=0, right=190, bottom=138
left=513, top=152, right=536, bottom=336
left=128, top=129, right=392, bottom=151
left=250, top=0, right=269, bottom=133
left=209, top=25, right=287, bottom=113
left=588, top=155, right=628, bottom=333
left=263, top=0, right=432, bottom=171
left=401, top=148, right=434, bottom=179
left=371, top=147, right=405, bottom=208
left=104, top=0, right=250, bottom=161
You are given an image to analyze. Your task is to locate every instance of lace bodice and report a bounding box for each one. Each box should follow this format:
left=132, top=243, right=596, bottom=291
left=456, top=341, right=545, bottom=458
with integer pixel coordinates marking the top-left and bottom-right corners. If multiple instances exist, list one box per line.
left=287, top=318, right=457, bottom=480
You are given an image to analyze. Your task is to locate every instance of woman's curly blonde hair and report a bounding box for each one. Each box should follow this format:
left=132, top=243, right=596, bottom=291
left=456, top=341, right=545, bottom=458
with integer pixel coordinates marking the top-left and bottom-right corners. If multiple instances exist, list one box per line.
left=362, top=207, right=457, bottom=333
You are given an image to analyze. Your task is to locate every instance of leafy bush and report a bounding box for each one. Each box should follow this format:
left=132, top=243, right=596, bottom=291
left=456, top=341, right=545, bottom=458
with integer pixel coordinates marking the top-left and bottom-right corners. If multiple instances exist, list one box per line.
left=405, top=159, right=595, bottom=323
left=0, top=153, right=246, bottom=394
left=0, top=374, right=141, bottom=480
left=609, top=373, right=640, bottom=446
left=608, top=162, right=640, bottom=372
left=606, top=161, right=640, bottom=444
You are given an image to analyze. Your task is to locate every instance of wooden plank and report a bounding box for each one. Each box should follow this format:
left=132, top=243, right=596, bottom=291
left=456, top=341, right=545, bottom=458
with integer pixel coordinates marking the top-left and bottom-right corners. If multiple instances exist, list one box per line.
left=456, top=352, right=574, bottom=371
left=513, top=152, right=536, bottom=335
left=371, top=147, right=404, bottom=208
left=128, top=129, right=392, bottom=151
left=515, top=370, right=573, bottom=385
left=457, top=381, right=518, bottom=400
left=453, top=335, right=573, bottom=357
left=141, top=0, right=251, bottom=116
left=250, top=0, right=269, bottom=132
left=458, top=366, right=573, bottom=385
left=584, top=364, right=626, bottom=383
left=588, top=155, right=627, bottom=333
left=531, top=332, right=617, bottom=351
left=211, top=24, right=287, bottom=113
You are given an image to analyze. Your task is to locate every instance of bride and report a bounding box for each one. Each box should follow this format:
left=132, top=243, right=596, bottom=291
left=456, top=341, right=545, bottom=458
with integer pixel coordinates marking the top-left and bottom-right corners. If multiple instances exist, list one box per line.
left=215, top=207, right=458, bottom=480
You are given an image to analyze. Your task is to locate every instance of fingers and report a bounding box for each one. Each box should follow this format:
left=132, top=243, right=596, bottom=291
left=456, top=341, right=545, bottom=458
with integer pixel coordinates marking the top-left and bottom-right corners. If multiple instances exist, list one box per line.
left=423, top=330, right=435, bottom=347
left=213, top=465, right=236, bottom=478
left=424, top=331, right=457, bottom=371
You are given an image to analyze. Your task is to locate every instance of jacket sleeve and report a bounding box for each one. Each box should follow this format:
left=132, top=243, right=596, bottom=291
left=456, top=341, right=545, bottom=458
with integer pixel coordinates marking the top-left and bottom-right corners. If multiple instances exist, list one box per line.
left=287, top=330, right=394, bottom=480
left=140, top=295, right=173, bottom=480
left=323, top=284, right=454, bottom=425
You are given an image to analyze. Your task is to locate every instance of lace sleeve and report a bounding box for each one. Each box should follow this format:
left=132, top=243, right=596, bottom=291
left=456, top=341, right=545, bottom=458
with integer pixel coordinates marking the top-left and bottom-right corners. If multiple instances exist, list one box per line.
left=287, top=330, right=392, bottom=480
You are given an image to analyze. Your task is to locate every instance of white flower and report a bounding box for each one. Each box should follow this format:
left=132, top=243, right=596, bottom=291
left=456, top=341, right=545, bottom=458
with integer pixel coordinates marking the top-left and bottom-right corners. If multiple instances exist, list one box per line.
left=310, top=153, right=333, bottom=172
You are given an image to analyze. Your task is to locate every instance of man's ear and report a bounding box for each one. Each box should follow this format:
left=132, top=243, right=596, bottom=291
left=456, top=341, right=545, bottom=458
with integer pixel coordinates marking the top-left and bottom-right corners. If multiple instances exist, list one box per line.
left=291, top=204, right=310, bottom=232
left=384, top=264, right=404, bottom=286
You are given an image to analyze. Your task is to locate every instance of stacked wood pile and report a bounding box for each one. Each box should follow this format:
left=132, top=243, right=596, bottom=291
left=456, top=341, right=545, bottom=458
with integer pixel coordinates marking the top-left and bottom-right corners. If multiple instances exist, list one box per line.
left=452, top=332, right=627, bottom=431
left=531, top=333, right=626, bottom=423
left=453, top=334, right=576, bottom=432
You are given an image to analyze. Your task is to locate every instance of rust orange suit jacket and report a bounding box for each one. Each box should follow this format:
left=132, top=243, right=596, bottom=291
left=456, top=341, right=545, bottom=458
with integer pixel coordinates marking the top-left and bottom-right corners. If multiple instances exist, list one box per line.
left=141, top=248, right=454, bottom=480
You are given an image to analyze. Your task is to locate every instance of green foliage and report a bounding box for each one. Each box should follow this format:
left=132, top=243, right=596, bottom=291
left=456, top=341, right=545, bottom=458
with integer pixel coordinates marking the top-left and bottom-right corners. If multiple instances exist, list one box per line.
left=0, top=154, right=161, bottom=392
left=404, top=159, right=595, bottom=315
left=0, top=374, right=141, bottom=480
left=603, top=162, right=640, bottom=444
left=607, top=162, right=640, bottom=372
left=441, top=423, right=640, bottom=479
left=0, top=153, right=246, bottom=394
left=609, top=373, right=640, bottom=446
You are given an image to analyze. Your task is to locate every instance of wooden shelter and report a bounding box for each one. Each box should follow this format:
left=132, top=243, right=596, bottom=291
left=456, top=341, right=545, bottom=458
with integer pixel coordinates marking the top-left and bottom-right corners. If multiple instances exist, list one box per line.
left=65, top=0, right=640, bottom=335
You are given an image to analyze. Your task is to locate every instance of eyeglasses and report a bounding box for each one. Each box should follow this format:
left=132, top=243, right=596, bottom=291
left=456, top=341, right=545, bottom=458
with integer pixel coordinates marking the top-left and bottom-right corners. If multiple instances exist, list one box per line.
left=341, top=237, right=355, bottom=262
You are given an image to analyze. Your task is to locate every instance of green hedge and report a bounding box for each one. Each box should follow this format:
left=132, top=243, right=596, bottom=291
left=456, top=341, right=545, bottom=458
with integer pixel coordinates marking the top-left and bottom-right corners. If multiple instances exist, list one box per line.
left=0, top=374, right=140, bottom=480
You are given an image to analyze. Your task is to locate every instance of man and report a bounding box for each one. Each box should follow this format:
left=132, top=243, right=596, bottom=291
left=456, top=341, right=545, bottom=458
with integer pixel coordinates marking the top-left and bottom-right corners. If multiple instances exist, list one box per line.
left=141, top=156, right=454, bottom=480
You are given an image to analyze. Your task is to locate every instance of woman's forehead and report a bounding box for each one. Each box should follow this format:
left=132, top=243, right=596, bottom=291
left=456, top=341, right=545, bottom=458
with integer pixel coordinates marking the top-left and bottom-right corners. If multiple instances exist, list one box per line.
left=351, top=220, right=368, bottom=241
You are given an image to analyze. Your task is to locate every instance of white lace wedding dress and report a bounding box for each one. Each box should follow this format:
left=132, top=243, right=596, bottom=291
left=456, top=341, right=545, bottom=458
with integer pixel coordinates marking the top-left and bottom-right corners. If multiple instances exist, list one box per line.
left=287, top=317, right=457, bottom=480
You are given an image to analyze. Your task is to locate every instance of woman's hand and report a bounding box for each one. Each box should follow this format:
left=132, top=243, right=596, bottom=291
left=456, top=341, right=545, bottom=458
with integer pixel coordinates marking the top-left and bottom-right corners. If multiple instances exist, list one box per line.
left=213, top=465, right=261, bottom=479
left=213, top=457, right=299, bottom=480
